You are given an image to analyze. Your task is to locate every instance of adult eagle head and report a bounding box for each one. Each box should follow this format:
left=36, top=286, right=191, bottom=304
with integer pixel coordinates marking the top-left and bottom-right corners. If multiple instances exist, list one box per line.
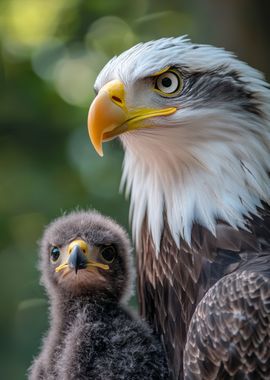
left=87, top=37, right=270, bottom=379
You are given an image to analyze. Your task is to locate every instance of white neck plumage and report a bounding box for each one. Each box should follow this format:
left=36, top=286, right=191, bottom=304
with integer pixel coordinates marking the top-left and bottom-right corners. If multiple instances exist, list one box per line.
left=120, top=107, right=270, bottom=253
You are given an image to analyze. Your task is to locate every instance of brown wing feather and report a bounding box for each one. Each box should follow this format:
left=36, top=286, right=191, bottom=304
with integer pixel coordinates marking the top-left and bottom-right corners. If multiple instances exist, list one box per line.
left=183, top=269, right=270, bottom=379
left=138, top=204, right=270, bottom=380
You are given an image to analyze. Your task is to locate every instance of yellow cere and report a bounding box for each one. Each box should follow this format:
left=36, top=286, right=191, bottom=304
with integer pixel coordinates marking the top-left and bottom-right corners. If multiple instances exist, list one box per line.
left=68, top=239, right=88, bottom=254
left=105, top=80, right=127, bottom=111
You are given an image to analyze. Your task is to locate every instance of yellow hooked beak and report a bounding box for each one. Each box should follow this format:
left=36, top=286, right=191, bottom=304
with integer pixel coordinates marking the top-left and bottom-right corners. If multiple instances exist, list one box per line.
left=87, top=79, right=176, bottom=156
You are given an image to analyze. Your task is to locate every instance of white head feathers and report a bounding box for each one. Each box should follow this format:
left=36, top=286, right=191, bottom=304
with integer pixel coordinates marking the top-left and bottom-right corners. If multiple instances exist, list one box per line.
left=95, top=37, right=270, bottom=252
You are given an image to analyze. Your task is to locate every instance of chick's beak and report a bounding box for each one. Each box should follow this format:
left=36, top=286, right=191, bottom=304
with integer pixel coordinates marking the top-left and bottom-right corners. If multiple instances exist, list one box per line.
left=87, top=79, right=176, bottom=156
left=68, top=244, right=87, bottom=274
left=55, top=239, right=110, bottom=274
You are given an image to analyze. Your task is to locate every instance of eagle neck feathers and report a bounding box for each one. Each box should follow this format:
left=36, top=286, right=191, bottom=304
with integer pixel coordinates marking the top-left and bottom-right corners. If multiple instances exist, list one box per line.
left=121, top=109, right=270, bottom=252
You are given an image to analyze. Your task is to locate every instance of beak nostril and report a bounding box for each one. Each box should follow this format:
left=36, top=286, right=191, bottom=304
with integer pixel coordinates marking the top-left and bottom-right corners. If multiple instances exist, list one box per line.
left=112, top=95, right=122, bottom=104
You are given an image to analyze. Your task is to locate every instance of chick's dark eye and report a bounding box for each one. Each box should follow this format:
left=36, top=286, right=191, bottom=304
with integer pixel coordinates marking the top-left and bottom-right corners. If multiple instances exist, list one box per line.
left=50, top=247, right=60, bottom=263
left=100, top=246, right=116, bottom=263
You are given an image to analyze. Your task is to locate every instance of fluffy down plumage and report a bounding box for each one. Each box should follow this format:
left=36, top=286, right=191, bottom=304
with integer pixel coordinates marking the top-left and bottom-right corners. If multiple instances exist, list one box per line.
left=28, top=210, right=168, bottom=380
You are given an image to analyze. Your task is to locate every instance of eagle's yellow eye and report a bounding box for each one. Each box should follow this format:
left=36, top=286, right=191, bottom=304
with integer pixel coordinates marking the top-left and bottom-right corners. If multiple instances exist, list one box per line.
left=155, top=70, right=182, bottom=96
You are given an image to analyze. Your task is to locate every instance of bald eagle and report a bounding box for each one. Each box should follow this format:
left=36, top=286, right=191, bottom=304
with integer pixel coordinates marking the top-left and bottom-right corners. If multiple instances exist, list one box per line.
left=87, top=37, right=270, bottom=379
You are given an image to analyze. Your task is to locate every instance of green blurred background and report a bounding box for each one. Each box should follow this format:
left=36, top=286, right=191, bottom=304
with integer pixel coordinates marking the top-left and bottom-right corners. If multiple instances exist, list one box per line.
left=0, top=0, right=269, bottom=378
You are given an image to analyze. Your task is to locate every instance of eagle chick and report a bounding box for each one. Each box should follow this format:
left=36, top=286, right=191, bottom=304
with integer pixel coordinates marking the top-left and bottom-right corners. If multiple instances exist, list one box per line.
left=28, top=210, right=168, bottom=380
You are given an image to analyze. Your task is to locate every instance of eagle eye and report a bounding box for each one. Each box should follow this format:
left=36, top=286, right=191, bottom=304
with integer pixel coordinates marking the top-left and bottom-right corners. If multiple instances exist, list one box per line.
left=50, top=246, right=60, bottom=263
left=100, top=245, right=116, bottom=263
left=155, top=70, right=182, bottom=96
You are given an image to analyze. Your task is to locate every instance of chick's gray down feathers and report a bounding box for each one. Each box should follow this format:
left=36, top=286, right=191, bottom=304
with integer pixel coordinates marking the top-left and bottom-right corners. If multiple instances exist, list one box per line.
left=28, top=211, right=168, bottom=380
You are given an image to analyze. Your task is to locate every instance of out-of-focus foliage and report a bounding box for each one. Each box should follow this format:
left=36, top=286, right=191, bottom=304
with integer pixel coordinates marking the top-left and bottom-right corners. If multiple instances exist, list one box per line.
left=0, top=0, right=269, bottom=378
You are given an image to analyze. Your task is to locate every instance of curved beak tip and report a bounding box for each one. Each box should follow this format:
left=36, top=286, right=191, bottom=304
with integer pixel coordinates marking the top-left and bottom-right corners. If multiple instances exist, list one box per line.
left=95, top=145, right=104, bottom=157
left=68, top=245, right=87, bottom=274
left=91, top=139, right=104, bottom=157
left=87, top=131, right=104, bottom=157
left=87, top=115, right=104, bottom=158
left=88, top=134, right=104, bottom=157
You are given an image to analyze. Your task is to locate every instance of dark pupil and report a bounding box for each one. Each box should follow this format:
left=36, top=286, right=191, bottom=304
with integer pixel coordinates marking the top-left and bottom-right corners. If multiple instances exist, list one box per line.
left=51, top=248, right=60, bottom=261
left=102, top=247, right=115, bottom=261
left=161, top=77, right=172, bottom=87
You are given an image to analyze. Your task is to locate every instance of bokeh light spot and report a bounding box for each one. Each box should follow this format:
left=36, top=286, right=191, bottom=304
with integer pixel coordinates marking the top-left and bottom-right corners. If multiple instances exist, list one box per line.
left=86, top=16, right=138, bottom=56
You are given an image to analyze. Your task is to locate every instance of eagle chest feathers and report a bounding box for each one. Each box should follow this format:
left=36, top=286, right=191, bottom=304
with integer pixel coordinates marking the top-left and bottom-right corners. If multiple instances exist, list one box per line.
left=87, top=37, right=270, bottom=380
left=138, top=210, right=270, bottom=379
